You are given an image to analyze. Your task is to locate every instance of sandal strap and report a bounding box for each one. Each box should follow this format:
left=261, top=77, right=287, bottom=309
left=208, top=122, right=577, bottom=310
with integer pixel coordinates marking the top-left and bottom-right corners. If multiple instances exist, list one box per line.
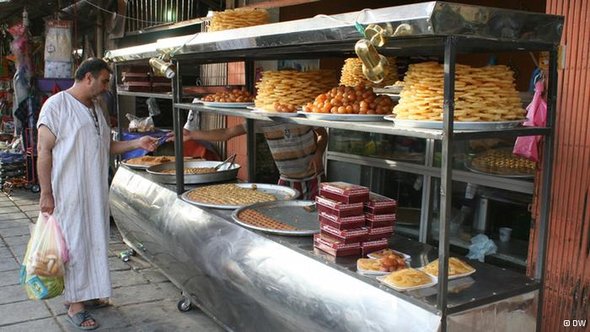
left=70, top=310, right=95, bottom=326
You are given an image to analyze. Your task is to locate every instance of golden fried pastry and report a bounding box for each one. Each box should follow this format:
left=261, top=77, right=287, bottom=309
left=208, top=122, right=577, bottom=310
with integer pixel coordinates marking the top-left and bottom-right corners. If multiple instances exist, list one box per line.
left=160, top=167, right=216, bottom=175
left=186, top=184, right=277, bottom=206
left=470, top=149, right=535, bottom=175
left=125, top=155, right=174, bottom=166
left=238, top=209, right=297, bottom=231
left=383, top=268, right=432, bottom=288
left=422, top=257, right=475, bottom=277
left=358, top=254, right=407, bottom=273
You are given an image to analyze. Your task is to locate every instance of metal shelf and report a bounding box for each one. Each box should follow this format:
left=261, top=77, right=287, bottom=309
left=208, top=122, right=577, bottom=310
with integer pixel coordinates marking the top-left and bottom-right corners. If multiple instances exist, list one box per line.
left=175, top=103, right=552, bottom=141
left=117, top=90, right=173, bottom=99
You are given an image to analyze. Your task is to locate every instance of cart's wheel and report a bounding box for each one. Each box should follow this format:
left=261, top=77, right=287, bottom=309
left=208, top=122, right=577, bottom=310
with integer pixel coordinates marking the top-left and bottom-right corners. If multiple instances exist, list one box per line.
left=31, top=184, right=40, bottom=193
left=24, top=183, right=32, bottom=190
left=177, top=297, right=192, bottom=312
left=119, top=249, right=135, bottom=262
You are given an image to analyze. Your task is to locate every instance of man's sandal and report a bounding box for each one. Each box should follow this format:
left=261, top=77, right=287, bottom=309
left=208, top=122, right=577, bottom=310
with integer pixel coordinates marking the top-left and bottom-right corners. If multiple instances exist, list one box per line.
left=65, top=310, right=99, bottom=330
left=64, top=299, right=111, bottom=310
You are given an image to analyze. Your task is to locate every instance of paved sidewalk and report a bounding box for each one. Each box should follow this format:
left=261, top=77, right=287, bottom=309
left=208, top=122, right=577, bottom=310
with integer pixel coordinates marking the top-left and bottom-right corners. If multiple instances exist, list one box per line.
left=0, top=189, right=224, bottom=331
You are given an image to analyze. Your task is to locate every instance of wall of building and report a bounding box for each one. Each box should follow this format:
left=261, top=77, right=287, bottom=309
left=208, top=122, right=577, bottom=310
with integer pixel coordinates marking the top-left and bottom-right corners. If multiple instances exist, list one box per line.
left=528, top=1, right=590, bottom=330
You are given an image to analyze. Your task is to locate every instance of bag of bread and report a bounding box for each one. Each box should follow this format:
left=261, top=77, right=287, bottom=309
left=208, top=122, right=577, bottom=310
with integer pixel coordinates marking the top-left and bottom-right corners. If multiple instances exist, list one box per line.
left=19, top=213, right=68, bottom=300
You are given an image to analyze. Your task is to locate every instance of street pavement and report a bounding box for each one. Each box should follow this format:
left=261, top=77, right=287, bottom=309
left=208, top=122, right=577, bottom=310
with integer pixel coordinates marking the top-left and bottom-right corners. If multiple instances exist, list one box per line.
left=0, top=188, right=224, bottom=331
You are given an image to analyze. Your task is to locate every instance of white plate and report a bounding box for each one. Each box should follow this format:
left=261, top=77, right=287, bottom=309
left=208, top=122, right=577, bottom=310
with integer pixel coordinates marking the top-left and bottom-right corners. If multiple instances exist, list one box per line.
left=297, top=111, right=386, bottom=122
left=121, top=160, right=151, bottom=170
left=193, top=99, right=254, bottom=108
left=384, top=116, right=524, bottom=130
left=247, top=107, right=301, bottom=117
left=181, top=183, right=300, bottom=210
left=367, top=249, right=411, bottom=261
left=377, top=272, right=438, bottom=292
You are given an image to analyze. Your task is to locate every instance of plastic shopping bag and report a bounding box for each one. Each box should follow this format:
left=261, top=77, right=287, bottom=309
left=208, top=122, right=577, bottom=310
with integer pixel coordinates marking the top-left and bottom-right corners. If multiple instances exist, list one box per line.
left=19, top=213, right=69, bottom=300
left=513, top=79, right=547, bottom=162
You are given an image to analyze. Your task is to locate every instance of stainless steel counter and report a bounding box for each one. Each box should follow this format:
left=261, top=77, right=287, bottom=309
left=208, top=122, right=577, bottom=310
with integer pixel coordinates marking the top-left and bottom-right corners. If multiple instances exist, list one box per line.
left=110, top=167, right=538, bottom=331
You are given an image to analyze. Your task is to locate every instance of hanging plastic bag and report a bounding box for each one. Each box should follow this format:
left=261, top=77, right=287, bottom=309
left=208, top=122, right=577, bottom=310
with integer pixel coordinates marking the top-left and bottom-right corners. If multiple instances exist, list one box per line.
left=19, top=213, right=69, bottom=300
left=126, top=113, right=154, bottom=132
left=513, top=79, right=547, bottom=162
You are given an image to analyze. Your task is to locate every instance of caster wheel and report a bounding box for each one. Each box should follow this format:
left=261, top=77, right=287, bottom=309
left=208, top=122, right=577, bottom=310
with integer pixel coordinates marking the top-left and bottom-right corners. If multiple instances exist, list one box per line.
left=119, top=249, right=135, bottom=262
left=31, top=185, right=40, bottom=193
left=177, top=297, right=192, bottom=312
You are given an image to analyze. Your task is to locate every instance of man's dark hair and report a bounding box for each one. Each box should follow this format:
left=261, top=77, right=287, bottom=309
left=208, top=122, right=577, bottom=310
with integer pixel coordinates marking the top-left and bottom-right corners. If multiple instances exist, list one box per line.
left=74, top=58, right=112, bottom=81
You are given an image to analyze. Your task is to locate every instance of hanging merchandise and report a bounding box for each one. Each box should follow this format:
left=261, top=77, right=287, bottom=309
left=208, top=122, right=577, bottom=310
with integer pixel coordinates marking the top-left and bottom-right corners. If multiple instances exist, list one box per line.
left=513, top=76, right=547, bottom=162
left=9, top=9, right=34, bottom=142
left=44, top=20, right=72, bottom=78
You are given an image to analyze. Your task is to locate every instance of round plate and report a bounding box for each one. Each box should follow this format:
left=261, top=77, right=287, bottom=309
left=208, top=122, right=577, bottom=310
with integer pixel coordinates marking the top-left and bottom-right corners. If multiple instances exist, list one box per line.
left=194, top=99, right=254, bottom=108
left=297, top=111, right=386, bottom=121
left=247, top=107, right=301, bottom=117
left=385, top=116, right=524, bottom=130
left=147, top=160, right=240, bottom=184
left=232, top=200, right=319, bottom=236
left=120, top=155, right=178, bottom=170
left=181, top=183, right=299, bottom=209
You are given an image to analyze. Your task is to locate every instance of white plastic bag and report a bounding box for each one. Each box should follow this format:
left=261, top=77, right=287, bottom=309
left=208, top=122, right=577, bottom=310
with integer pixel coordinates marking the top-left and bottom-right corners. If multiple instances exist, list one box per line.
left=19, top=213, right=69, bottom=300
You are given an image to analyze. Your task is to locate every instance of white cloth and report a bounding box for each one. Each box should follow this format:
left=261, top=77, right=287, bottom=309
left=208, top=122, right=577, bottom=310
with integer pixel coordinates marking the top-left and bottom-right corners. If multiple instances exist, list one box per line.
left=37, top=91, right=112, bottom=302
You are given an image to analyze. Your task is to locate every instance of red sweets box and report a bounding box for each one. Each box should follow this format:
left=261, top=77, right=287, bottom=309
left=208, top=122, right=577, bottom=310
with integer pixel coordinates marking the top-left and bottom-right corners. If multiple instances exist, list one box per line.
left=361, top=238, right=389, bottom=256
left=319, top=211, right=365, bottom=230
left=313, top=234, right=361, bottom=257
left=320, top=224, right=369, bottom=244
left=319, top=182, right=370, bottom=204
left=316, top=196, right=364, bottom=218
left=364, top=193, right=397, bottom=214
left=365, top=213, right=396, bottom=228
left=366, top=225, right=394, bottom=242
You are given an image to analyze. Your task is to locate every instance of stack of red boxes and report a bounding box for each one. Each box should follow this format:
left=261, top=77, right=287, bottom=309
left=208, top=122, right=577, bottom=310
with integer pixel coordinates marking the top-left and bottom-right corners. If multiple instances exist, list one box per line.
left=362, top=193, right=397, bottom=256
left=313, top=182, right=398, bottom=257
left=314, top=182, right=369, bottom=257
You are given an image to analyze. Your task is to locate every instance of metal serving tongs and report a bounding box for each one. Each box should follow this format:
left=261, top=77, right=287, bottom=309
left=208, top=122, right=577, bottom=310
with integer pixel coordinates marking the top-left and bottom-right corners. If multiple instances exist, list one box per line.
left=215, top=153, right=237, bottom=171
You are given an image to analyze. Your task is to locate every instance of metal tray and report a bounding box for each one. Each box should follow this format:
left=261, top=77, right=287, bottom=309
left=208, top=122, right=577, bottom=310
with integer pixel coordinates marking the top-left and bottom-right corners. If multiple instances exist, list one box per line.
left=232, top=200, right=319, bottom=236
left=385, top=116, right=524, bottom=130
left=297, top=111, right=386, bottom=122
left=464, top=160, right=534, bottom=179
left=146, top=160, right=240, bottom=184
left=181, top=183, right=300, bottom=209
left=247, top=107, right=301, bottom=117
left=194, top=99, right=254, bottom=108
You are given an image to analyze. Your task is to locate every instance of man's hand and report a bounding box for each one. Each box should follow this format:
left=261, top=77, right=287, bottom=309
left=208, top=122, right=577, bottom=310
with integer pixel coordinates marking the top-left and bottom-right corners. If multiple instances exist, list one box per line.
left=308, top=152, right=324, bottom=174
left=137, top=136, right=159, bottom=152
left=39, top=192, right=55, bottom=215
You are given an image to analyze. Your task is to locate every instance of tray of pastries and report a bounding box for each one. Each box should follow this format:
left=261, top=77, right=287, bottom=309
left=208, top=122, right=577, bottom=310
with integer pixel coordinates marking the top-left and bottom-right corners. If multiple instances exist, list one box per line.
left=421, top=257, right=476, bottom=279
left=465, top=148, right=536, bottom=178
left=377, top=268, right=437, bottom=292
left=232, top=200, right=319, bottom=236
left=121, top=155, right=178, bottom=170
left=357, top=251, right=408, bottom=276
left=147, top=161, right=240, bottom=184
left=182, top=183, right=299, bottom=209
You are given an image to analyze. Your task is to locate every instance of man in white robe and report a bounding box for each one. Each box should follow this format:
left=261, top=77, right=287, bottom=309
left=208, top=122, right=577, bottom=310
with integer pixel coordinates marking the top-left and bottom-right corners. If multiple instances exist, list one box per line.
left=37, top=58, right=158, bottom=330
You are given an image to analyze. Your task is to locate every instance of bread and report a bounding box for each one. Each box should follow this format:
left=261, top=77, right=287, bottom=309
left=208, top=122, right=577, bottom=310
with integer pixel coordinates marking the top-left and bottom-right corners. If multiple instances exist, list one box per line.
left=29, top=249, right=64, bottom=277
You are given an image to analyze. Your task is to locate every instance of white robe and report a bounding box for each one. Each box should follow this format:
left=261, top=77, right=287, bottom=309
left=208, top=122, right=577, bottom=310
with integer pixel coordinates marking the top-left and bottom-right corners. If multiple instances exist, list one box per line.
left=37, top=91, right=112, bottom=302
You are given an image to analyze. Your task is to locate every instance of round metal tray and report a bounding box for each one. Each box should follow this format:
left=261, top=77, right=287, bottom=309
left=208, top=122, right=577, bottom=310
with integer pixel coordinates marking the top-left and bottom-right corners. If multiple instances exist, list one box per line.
left=385, top=116, right=524, bottom=130
left=181, top=183, right=299, bottom=209
left=232, top=200, right=319, bottom=236
left=464, top=160, right=534, bottom=179
left=146, top=161, right=240, bottom=184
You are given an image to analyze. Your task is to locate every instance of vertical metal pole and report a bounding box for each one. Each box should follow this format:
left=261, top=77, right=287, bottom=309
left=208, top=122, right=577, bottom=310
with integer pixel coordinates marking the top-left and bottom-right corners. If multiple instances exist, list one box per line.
left=245, top=60, right=256, bottom=181
left=172, top=59, right=184, bottom=195
left=437, top=36, right=456, bottom=331
left=419, top=138, right=435, bottom=243
left=534, top=46, right=558, bottom=332
left=175, top=0, right=179, bottom=22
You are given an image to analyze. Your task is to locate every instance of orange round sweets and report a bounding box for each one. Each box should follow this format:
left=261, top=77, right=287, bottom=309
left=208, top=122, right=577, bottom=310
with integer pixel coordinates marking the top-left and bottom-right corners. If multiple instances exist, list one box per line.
left=202, top=89, right=254, bottom=103
left=303, top=85, right=394, bottom=115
